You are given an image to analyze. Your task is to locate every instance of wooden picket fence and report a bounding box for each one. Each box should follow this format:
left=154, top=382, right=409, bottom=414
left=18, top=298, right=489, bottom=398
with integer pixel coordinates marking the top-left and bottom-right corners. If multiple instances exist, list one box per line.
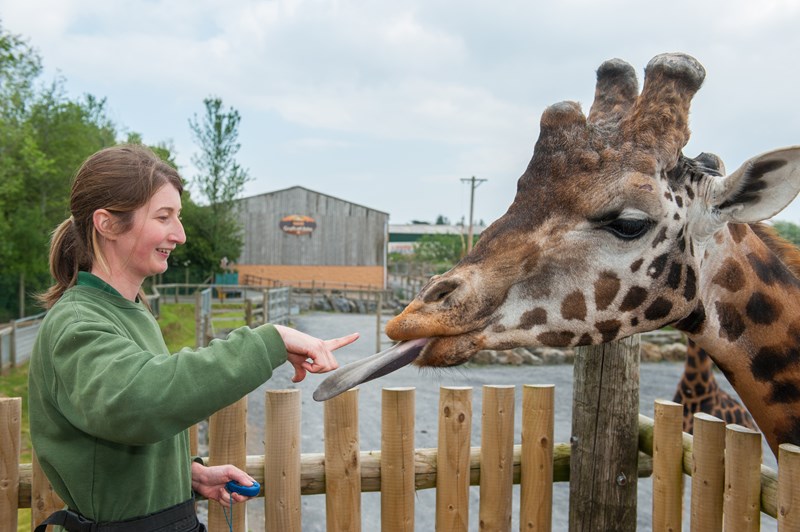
left=3, top=386, right=800, bottom=531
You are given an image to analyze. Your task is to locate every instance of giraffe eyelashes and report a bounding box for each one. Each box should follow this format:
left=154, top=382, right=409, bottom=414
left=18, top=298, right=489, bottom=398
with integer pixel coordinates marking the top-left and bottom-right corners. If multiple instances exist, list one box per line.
left=601, top=218, right=655, bottom=240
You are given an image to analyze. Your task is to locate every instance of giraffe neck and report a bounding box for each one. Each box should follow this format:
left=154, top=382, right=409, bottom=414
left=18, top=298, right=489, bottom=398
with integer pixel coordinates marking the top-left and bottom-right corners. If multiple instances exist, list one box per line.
left=679, top=223, right=800, bottom=455
left=673, top=339, right=756, bottom=433
left=679, top=342, right=719, bottom=400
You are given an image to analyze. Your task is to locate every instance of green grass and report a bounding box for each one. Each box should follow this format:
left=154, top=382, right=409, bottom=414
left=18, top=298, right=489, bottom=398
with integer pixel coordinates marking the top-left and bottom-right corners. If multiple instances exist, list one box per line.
left=158, top=303, right=197, bottom=352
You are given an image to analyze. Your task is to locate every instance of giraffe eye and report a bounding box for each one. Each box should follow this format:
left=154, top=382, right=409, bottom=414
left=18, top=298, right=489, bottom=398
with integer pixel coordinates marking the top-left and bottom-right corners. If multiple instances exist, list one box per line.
left=603, top=218, right=653, bottom=240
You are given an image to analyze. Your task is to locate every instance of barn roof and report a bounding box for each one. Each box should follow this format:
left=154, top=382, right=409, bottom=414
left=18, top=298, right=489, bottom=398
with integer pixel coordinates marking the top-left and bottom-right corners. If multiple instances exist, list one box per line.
left=239, top=185, right=389, bottom=216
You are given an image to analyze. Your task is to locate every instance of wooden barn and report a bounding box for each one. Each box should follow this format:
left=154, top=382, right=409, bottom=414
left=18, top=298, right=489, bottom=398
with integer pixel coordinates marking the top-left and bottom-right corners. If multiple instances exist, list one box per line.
left=234, top=186, right=389, bottom=288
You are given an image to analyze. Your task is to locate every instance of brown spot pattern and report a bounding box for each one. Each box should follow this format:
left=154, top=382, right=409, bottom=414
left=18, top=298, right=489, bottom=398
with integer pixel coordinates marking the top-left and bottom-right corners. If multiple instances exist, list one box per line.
left=594, top=272, right=621, bottom=310
left=644, top=297, right=673, bottom=321
left=651, top=226, right=668, bottom=248
left=746, top=292, right=783, bottom=325
left=712, top=258, right=745, bottom=292
left=519, top=308, right=547, bottom=329
left=715, top=301, right=745, bottom=341
left=595, top=320, right=622, bottom=343
left=561, top=291, right=587, bottom=321
left=728, top=223, right=748, bottom=243
left=620, top=286, right=648, bottom=311
left=537, top=331, right=575, bottom=347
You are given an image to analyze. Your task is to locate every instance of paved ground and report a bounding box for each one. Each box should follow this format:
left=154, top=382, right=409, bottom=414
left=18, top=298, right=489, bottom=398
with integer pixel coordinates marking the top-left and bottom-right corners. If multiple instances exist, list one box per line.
left=229, top=312, right=777, bottom=531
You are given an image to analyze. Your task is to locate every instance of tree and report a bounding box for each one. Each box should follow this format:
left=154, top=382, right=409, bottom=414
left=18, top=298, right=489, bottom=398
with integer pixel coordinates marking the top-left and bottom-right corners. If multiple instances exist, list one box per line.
left=188, top=96, right=250, bottom=278
left=415, top=234, right=469, bottom=274
left=0, top=22, right=119, bottom=319
left=772, top=220, right=800, bottom=248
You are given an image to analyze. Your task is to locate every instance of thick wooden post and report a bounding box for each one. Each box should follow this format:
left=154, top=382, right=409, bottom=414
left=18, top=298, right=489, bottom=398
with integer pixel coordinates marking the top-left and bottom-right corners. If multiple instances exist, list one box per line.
left=265, top=389, right=302, bottom=532
left=0, top=397, right=21, bottom=531
left=436, top=387, right=473, bottom=532
left=569, top=336, right=640, bottom=532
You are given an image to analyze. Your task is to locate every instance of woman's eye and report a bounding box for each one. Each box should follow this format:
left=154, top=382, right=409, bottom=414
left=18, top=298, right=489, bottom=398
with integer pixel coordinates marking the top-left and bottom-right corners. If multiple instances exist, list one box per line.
left=604, top=218, right=653, bottom=240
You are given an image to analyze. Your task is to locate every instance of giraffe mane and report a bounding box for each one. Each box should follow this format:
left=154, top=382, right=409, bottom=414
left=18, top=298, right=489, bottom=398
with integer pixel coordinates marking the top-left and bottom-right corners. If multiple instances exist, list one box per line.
left=750, top=223, right=800, bottom=279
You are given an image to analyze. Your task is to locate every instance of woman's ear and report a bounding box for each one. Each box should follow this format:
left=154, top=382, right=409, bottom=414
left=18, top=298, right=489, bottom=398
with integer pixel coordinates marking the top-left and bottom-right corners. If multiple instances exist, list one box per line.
left=92, top=209, right=117, bottom=240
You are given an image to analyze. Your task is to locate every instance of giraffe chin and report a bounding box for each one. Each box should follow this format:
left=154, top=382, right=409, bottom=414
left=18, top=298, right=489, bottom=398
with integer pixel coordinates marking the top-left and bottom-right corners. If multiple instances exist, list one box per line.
left=312, top=338, right=429, bottom=402
left=413, top=334, right=483, bottom=367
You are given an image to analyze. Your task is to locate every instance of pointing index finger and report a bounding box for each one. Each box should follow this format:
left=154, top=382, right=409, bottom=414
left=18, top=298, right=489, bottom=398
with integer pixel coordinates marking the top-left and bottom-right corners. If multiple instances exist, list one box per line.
left=324, top=332, right=360, bottom=352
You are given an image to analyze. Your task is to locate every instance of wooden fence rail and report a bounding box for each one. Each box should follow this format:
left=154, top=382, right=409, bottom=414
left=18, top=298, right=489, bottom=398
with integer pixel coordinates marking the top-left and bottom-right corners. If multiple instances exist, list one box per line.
left=4, top=388, right=799, bottom=531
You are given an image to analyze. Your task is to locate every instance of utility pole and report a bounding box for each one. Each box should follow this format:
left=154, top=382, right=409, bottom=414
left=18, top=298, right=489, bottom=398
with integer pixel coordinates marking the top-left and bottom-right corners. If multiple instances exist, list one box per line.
left=461, top=176, right=487, bottom=253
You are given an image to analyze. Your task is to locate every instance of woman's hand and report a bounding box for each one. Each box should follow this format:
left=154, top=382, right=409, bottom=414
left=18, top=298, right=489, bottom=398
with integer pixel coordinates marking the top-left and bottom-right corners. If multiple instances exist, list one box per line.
left=274, top=325, right=359, bottom=382
left=191, top=462, right=257, bottom=508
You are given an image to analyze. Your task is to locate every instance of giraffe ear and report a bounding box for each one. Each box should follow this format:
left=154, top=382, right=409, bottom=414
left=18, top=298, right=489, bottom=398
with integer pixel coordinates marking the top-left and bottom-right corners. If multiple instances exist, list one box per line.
left=710, top=146, right=800, bottom=223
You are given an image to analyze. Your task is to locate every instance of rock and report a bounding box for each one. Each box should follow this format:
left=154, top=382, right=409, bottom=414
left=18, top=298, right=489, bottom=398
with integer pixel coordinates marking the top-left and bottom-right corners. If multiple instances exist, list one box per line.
left=640, top=341, right=663, bottom=362
left=497, top=349, right=524, bottom=366
left=470, top=350, right=497, bottom=365
left=660, top=342, right=687, bottom=362
left=539, top=348, right=567, bottom=365
left=513, top=348, right=543, bottom=366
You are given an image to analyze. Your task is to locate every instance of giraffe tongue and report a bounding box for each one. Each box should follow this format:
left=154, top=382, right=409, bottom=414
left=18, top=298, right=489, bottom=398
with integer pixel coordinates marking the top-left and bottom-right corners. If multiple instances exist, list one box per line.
left=312, top=338, right=428, bottom=402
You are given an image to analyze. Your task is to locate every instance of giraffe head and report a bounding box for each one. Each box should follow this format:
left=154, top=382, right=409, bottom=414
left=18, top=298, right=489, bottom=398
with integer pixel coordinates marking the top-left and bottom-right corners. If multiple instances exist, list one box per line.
left=385, top=53, right=800, bottom=366
left=313, top=53, right=800, bottom=401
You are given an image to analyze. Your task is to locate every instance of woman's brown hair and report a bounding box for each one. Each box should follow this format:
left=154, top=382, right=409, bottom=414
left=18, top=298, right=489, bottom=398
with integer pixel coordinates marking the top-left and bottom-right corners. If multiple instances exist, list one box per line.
left=38, top=144, right=183, bottom=308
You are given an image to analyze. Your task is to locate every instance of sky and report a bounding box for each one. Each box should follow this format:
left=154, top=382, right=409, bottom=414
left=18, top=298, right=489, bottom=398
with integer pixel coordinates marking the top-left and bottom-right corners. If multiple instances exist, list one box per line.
left=2, top=0, right=800, bottom=226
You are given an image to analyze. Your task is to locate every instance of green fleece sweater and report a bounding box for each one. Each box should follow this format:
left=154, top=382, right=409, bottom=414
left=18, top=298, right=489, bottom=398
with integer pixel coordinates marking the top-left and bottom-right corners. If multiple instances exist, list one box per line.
left=28, top=272, right=287, bottom=522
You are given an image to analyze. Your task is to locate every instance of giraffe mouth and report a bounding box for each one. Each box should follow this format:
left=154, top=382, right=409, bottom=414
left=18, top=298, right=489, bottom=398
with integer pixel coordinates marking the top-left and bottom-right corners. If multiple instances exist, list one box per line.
left=312, top=338, right=429, bottom=401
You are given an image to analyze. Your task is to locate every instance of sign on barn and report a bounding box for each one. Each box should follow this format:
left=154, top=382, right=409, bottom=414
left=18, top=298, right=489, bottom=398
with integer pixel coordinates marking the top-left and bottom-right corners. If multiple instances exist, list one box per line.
left=280, top=214, right=317, bottom=236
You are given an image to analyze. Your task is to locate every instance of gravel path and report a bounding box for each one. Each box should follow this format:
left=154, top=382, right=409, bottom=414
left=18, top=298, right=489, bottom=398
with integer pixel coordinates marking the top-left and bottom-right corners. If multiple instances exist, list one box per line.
left=232, top=312, right=777, bottom=531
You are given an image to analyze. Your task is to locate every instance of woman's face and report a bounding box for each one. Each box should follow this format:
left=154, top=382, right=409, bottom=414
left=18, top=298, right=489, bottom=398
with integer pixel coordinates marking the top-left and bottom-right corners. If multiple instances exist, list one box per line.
left=110, top=184, right=186, bottom=282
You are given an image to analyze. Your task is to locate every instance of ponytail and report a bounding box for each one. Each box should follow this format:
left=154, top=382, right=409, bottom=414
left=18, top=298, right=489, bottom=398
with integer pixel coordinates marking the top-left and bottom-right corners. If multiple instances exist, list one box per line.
left=37, top=218, right=89, bottom=308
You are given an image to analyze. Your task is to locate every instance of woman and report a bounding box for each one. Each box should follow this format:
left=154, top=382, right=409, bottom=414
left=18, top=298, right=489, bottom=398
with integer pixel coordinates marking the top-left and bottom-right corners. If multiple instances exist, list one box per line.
left=29, top=144, right=358, bottom=531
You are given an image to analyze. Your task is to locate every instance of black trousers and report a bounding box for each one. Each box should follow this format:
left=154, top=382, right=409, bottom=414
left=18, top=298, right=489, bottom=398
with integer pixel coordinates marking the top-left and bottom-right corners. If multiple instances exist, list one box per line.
left=34, top=497, right=205, bottom=532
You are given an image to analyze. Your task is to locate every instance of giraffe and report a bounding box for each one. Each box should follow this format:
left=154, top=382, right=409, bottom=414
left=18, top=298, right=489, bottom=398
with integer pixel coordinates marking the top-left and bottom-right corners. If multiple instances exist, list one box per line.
left=673, top=339, right=756, bottom=433
left=313, top=53, right=800, bottom=457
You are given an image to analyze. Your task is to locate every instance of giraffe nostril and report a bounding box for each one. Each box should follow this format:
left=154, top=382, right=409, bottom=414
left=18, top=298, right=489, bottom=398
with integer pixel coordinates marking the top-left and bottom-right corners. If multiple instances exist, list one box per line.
left=422, top=279, right=461, bottom=304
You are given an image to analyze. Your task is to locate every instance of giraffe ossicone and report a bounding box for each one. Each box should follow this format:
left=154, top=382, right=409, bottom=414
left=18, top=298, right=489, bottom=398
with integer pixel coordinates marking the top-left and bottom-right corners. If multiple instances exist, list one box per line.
left=314, top=53, right=800, bottom=456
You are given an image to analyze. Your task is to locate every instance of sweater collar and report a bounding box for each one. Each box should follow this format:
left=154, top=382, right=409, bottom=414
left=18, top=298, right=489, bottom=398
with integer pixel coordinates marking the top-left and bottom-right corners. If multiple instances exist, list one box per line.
left=76, top=271, right=126, bottom=299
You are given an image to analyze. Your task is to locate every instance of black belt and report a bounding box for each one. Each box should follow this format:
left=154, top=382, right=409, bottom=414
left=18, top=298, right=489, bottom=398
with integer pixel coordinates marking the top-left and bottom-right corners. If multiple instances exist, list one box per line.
left=34, top=497, right=205, bottom=532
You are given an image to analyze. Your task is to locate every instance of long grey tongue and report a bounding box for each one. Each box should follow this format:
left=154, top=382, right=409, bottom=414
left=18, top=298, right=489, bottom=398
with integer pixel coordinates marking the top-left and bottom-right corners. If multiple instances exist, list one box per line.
left=312, top=338, right=428, bottom=402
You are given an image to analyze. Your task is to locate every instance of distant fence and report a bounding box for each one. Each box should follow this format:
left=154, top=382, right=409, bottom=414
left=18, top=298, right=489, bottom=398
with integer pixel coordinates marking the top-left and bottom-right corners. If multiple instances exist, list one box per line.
left=5, top=385, right=799, bottom=531
left=0, top=312, right=45, bottom=372
left=1, top=282, right=355, bottom=371
left=245, top=287, right=291, bottom=327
